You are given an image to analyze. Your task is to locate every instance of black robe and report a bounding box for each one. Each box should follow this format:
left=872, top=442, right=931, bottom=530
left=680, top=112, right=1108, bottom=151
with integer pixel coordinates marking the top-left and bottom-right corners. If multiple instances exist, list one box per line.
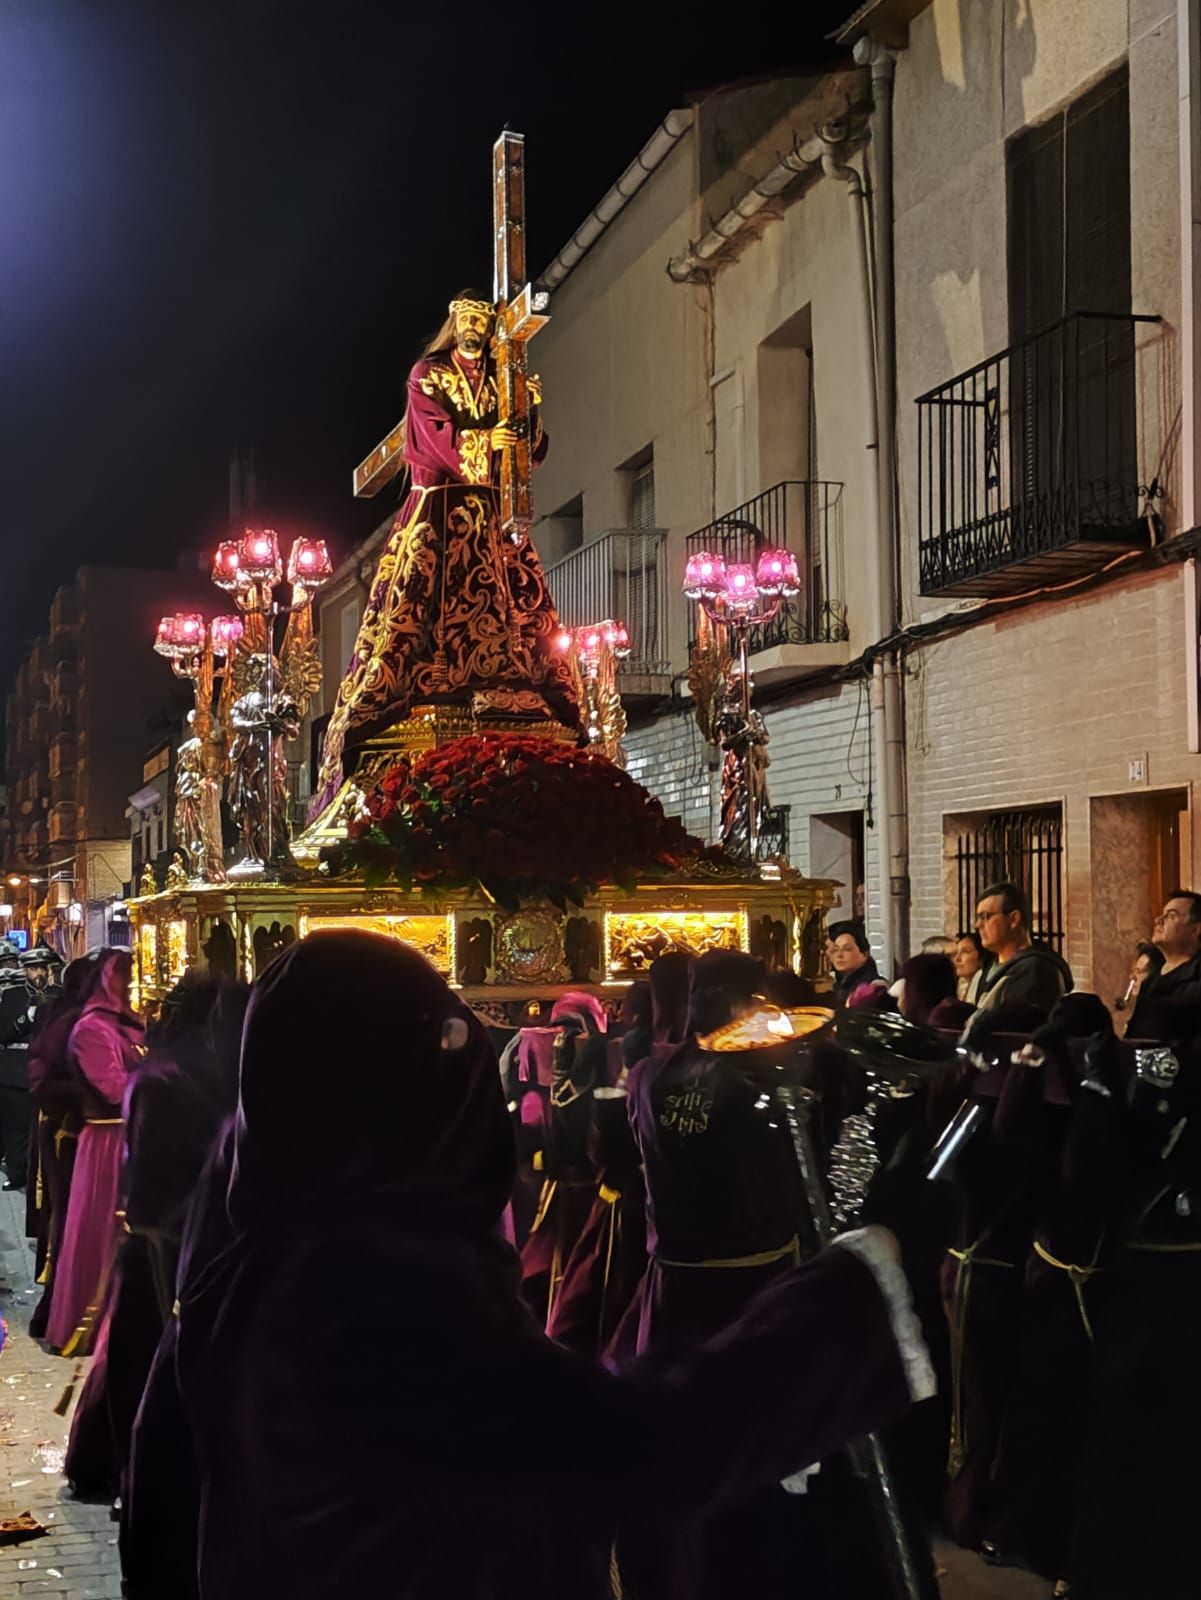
left=124, top=933, right=918, bottom=1600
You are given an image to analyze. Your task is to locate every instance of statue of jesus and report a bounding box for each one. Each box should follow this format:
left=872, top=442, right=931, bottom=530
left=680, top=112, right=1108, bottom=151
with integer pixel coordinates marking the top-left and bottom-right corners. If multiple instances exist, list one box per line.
left=313, top=291, right=579, bottom=809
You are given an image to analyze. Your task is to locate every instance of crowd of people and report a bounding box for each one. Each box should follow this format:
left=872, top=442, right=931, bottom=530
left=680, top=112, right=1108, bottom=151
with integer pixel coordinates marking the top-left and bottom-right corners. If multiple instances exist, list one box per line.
left=0, top=883, right=1195, bottom=1598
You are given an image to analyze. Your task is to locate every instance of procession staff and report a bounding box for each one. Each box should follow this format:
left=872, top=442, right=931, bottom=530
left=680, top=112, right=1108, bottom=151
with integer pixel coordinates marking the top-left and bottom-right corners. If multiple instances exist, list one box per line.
left=129, top=931, right=931, bottom=1600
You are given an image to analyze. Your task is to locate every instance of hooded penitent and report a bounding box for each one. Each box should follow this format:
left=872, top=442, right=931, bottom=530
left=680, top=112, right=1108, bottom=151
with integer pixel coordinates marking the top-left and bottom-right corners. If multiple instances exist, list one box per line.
left=127, top=929, right=921, bottom=1600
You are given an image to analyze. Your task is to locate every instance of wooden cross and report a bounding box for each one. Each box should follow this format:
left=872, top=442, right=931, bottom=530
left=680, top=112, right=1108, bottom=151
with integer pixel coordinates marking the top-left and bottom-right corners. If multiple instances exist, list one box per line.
left=352, top=129, right=550, bottom=537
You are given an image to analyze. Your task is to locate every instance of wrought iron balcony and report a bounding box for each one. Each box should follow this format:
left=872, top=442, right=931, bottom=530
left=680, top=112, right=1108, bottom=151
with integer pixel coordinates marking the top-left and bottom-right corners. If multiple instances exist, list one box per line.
left=917, top=311, right=1159, bottom=597
left=686, top=481, right=849, bottom=654
left=545, top=530, right=670, bottom=684
left=49, top=802, right=77, bottom=845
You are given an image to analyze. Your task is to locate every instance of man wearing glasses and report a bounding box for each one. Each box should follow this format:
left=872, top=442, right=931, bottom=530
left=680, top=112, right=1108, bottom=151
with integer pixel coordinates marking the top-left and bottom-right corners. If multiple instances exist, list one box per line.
left=1126, top=890, right=1201, bottom=1042
left=962, top=882, right=1074, bottom=1045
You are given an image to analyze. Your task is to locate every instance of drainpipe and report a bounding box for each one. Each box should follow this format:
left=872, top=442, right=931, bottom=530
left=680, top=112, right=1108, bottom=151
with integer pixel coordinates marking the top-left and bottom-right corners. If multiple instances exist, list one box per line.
left=1179, top=0, right=1201, bottom=752
left=855, top=35, right=910, bottom=969
left=820, top=134, right=898, bottom=972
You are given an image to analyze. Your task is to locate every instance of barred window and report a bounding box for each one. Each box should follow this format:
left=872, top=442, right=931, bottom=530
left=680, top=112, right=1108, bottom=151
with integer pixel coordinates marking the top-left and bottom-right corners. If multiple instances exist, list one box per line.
left=953, top=805, right=1065, bottom=953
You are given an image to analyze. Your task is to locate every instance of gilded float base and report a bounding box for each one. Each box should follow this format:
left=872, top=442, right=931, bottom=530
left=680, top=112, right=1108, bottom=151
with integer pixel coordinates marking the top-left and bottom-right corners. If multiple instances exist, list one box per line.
left=127, top=873, right=839, bottom=1013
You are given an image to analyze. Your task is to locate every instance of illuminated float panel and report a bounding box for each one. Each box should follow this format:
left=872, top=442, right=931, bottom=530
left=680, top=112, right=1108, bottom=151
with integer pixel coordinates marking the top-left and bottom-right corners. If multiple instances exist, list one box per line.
left=297, top=912, right=456, bottom=977
left=604, top=908, right=749, bottom=977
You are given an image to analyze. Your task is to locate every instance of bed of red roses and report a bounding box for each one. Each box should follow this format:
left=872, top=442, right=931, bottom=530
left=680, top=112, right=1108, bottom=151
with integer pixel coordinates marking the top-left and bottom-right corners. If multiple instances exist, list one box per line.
left=321, top=732, right=709, bottom=911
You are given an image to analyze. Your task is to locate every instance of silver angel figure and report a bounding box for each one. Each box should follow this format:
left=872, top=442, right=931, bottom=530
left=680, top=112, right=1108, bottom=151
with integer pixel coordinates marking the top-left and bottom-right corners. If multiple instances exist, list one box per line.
left=227, top=654, right=302, bottom=876
left=716, top=670, right=771, bottom=862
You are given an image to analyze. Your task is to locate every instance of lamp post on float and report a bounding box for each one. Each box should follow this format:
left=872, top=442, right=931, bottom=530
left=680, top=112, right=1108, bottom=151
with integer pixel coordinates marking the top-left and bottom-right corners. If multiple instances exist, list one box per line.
left=152, top=529, right=332, bottom=883
left=211, top=530, right=332, bottom=878
left=553, top=619, right=630, bottom=764
left=682, top=546, right=799, bottom=861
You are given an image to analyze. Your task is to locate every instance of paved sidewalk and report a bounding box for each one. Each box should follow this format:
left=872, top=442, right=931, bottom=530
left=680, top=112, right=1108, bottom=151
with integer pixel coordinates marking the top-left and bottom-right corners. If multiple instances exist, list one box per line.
left=0, top=1188, right=122, bottom=1600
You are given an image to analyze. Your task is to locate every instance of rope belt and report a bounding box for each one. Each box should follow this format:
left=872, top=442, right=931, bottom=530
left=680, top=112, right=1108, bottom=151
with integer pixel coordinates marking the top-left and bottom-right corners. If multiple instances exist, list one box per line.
left=947, top=1240, right=1017, bottom=1479
left=1129, top=1239, right=1201, bottom=1252
left=654, top=1236, right=800, bottom=1271
left=84, top=1117, right=124, bottom=1126
left=1033, top=1239, right=1101, bottom=1341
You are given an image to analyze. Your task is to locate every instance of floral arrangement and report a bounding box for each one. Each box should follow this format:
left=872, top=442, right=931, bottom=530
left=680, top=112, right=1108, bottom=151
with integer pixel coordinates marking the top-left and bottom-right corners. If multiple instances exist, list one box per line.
left=323, top=733, right=708, bottom=910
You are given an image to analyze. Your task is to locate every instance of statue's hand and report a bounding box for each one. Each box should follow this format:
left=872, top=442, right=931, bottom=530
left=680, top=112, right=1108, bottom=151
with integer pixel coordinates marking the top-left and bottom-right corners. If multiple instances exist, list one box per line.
left=528, top=373, right=543, bottom=405
left=489, top=424, right=519, bottom=451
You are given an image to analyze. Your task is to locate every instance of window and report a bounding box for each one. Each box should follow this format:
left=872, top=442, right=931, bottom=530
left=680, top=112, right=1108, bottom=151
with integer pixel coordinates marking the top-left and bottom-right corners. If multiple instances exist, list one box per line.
left=624, top=449, right=656, bottom=530
left=143, top=746, right=169, bottom=783
left=1007, top=69, right=1133, bottom=518
left=952, top=806, right=1065, bottom=953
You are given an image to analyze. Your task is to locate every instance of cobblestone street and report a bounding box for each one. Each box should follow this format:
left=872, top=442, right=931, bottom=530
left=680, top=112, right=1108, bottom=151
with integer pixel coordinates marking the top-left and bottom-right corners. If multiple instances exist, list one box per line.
left=0, top=1190, right=121, bottom=1600
left=0, top=1186, right=1048, bottom=1600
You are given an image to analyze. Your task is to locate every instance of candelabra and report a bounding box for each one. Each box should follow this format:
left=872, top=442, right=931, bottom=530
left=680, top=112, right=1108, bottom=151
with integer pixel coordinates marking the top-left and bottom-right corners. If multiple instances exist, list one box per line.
left=154, top=529, right=332, bottom=885
left=683, top=546, right=800, bottom=863
left=554, top=620, right=630, bottom=766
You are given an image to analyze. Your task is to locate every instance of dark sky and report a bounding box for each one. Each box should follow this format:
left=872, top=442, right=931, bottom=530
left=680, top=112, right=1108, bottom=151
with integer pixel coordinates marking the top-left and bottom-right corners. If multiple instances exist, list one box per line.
left=0, top=0, right=849, bottom=695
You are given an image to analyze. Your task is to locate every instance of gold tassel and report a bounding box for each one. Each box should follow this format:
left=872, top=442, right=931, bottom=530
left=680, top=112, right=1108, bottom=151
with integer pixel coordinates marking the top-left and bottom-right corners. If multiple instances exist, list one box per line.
left=52, top=1362, right=83, bottom=1418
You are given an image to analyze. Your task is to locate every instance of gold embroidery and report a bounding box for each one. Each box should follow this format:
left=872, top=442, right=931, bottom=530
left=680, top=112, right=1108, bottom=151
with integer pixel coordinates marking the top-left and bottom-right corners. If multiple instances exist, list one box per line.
left=658, top=1086, right=712, bottom=1137
left=458, top=428, right=491, bottom=485
left=417, top=360, right=497, bottom=421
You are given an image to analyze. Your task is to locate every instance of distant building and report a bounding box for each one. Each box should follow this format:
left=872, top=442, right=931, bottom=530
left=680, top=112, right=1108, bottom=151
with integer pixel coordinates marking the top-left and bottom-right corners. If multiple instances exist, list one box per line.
left=4, top=565, right=210, bottom=955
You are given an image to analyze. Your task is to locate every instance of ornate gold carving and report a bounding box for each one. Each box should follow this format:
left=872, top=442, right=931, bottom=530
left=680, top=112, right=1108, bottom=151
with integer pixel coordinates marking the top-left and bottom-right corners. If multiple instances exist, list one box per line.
left=494, top=909, right=568, bottom=984
left=458, top=428, right=491, bottom=486
left=139, top=864, right=158, bottom=896
left=165, top=852, right=189, bottom=892
left=138, top=923, right=158, bottom=989
left=298, top=912, right=455, bottom=976
left=167, top=919, right=189, bottom=979
left=470, top=688, right=552, bottom=719
left=604, top=909, right=748, bottom=976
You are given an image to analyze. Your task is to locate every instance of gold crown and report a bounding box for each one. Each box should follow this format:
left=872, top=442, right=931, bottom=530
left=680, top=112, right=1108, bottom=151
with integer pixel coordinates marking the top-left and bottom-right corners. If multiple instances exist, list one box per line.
left=450, top=297, right=495, bottom=318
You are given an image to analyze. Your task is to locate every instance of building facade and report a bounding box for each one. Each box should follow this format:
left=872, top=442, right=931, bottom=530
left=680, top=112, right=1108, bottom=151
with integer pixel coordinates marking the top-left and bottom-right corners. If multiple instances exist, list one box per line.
left=526, top=0, right=1201, bottom=992
left=4, top=565, right=210, bottom=954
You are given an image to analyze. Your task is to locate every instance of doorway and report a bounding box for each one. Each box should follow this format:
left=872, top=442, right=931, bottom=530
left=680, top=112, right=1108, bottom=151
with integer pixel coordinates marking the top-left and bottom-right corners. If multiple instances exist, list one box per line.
left=1089, top=787, right=1188, bottom=1007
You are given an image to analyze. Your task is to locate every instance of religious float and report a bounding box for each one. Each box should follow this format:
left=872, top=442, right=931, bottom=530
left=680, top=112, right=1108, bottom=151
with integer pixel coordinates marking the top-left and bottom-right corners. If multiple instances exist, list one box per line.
left=129, top=132, right=837, bottom=1012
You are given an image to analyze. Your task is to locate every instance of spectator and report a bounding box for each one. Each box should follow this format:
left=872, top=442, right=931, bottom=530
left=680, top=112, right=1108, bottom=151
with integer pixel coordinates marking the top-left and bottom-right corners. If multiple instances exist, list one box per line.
left=961, top=884, right=1072, bottom=1046
left=1125, top=893, right=1201, bottom=1041
left=898, top=954, right=974, bottom=1032
left=953, top=931, right=989, bottom=1005
left=1114, top=940, right=1163, bottom=1021
left=829, top=923, right=888, bottom=1008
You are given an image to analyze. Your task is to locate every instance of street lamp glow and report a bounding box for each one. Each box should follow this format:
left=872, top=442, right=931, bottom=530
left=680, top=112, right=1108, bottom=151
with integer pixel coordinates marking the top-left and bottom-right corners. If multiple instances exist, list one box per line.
left=0, top=904, right=13, bottom=919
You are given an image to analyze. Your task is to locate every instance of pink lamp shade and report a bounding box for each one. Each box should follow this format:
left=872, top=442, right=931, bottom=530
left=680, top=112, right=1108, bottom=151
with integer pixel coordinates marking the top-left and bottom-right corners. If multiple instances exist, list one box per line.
left=210, top=614, right=244, bottom=656
left=239, top=528, right=283, bottom=585
left=722, top=563, right=760, bottom=614
left=287, top=537, right=333, bottom=587
left=212, top=540, right=242, bottom=591
left=683, top=551, right=728, bottom=601
left=553, top=629, right=573, bottom=654
left=604, top=621, right=631, bottom=657
left=153, top=613, right=206, bottom=659
left=755, top=546, right=801, bottom=597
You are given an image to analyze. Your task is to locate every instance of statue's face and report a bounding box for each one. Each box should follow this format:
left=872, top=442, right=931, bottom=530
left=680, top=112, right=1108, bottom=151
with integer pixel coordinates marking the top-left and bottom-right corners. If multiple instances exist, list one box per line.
left=454, top=305, right=493, bottom=358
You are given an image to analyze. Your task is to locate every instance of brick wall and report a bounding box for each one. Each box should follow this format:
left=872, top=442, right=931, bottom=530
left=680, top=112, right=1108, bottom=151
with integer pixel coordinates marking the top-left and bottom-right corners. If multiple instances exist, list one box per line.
left=905, top=566, right=1200, bottom=990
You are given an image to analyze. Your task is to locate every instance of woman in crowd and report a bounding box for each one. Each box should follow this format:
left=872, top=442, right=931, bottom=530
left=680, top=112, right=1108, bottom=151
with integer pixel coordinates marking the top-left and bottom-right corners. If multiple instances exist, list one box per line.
left=953, top=930, right=989, bottom=1005
left=47, top=949, right=142, bottom=1355
left=26, top=956, right=104, bottom=1339
left=125, top=930, right=931, bottom=1600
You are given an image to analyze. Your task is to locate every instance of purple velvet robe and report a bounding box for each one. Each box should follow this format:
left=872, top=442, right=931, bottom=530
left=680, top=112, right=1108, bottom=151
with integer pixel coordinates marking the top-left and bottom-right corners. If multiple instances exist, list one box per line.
left=47, top=954, right=142, bottom=1352
left=313, top=351, right=577, bottom=804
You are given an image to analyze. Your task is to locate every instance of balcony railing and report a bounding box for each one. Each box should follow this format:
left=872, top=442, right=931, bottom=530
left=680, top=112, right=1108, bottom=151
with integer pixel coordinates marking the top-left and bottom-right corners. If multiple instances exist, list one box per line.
left=49, top=734, right=76, bottom=780
left=917, top=311, right=1159, bottom=597
left=685, top=481, right=849, bottom=652
left=545, top=530, right=670, bottom=678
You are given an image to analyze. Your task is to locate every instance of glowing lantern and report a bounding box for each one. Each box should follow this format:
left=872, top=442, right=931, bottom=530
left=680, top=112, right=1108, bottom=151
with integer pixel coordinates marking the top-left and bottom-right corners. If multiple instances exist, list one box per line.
left=683, top=551, right=727, bottom=601
left=212, top=541, right=242, bottom=591
left=239, top=528, right=283, bottom=585
left=287, top=538, right=333, bottom=588
left=210, top=615, right=244, bottom=657
left=755, top=547, right=800, bottom=597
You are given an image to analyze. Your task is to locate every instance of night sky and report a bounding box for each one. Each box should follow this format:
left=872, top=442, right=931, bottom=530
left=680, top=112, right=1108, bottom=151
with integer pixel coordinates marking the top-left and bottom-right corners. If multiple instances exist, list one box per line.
left=0, top=0, right=849, bottom=695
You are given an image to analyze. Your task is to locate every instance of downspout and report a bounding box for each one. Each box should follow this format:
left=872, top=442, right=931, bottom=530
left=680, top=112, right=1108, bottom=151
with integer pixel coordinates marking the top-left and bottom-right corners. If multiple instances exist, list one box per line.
left=1179, top=0, right=1201, bottom=752
left=855, top=36, right=910, bottom=969
left=819, top=135, right=897, bottom=973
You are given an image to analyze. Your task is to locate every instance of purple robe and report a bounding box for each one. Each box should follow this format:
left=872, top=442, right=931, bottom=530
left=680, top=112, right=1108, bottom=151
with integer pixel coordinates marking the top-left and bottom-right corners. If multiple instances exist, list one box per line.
left=47, top=952, right=142, bottom=1353
left=126, top=932, right=917, bottom=1600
